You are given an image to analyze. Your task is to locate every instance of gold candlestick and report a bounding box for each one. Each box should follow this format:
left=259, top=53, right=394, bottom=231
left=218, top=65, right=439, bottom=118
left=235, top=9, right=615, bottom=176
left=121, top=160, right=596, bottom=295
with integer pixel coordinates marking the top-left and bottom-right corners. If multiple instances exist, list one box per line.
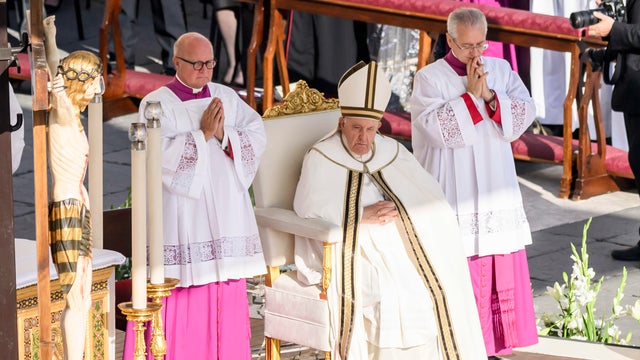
left=118, top=302, right=162, bottom=360
left=147, top=278, right=180, bottom=360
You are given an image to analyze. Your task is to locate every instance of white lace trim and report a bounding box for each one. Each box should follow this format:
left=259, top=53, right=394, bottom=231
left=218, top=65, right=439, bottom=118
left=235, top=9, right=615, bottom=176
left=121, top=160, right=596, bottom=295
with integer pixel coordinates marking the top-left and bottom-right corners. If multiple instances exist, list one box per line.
left=510, top=97, right=528, bottom=134
left=171, top=132, right=198, bottom=194
left=238, top=130, right=257, bottom=178
left=163, top=233, right=263, bottom=265
left=437, top=103, right=465, bottom=147
left=457, top=207, right=528, bottom=237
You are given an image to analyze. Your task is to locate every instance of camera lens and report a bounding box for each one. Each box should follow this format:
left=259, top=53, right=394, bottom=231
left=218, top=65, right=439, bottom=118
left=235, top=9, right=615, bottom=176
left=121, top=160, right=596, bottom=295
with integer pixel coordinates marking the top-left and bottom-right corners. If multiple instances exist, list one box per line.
left=570, top=10, right=599, bottom=28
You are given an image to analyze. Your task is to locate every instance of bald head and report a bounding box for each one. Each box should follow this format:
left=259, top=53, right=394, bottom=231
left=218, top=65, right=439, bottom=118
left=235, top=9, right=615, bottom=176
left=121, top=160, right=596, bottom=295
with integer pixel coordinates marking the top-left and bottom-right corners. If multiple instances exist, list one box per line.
left=174, top=32, right=212, bottom=59
left=173, top=32, right=215, bottom=89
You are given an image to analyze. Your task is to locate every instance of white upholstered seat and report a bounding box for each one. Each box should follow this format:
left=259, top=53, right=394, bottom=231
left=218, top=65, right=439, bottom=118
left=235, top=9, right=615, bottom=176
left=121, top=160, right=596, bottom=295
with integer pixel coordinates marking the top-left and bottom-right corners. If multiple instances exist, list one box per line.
left=253, top=81, right=341, bottom=359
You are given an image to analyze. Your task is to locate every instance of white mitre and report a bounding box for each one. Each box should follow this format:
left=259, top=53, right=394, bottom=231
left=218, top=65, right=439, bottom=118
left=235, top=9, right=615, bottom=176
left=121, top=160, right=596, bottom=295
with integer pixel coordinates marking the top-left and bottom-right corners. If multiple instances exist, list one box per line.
left=337, top=61, right=391, bottom=121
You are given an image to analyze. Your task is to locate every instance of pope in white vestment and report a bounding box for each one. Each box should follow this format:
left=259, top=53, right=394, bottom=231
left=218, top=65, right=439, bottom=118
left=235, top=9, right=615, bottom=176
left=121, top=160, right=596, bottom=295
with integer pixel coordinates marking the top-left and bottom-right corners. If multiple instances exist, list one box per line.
left=294, top=61, right=486, bottom=360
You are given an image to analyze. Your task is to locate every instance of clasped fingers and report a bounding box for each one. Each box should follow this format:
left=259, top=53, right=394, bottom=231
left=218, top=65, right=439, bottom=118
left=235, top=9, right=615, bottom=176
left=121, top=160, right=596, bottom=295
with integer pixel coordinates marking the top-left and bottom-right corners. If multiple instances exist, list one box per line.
left=201, top=97, right=226, bottom=141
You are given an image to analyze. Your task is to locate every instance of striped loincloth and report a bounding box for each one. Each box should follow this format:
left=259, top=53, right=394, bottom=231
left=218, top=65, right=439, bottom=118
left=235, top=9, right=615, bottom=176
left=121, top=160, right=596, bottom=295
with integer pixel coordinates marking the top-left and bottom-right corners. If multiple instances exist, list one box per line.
left=49, top=199, right=93, bottom=295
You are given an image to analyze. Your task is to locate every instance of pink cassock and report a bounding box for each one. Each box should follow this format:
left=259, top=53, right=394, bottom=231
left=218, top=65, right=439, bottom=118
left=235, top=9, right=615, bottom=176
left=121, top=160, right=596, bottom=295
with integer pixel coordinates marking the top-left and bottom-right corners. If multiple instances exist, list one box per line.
left=122, top=278, right=251, bottom=360
left=467, top=249, right=538, bottom=356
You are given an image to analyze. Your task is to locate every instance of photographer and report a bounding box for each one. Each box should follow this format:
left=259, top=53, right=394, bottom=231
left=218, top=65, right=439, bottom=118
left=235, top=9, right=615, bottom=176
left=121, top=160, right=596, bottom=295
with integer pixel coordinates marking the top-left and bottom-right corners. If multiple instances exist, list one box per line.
left=588, top=0, right=640, bottom=261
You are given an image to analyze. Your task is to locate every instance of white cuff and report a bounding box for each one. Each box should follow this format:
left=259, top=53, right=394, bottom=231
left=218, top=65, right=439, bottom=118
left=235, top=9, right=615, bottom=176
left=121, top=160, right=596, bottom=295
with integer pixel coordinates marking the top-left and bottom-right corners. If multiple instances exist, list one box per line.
left=218, top=131, right=229, bottom=151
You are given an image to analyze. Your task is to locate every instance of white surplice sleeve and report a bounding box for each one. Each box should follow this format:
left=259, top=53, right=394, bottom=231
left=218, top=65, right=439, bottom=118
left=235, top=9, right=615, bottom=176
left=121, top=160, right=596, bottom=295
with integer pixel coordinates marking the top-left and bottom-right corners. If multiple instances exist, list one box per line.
left=410, top=65, right=480, bottom=149
left=137, top=91, right=209, bottom=200
left=140, top=86, right=265, bottom=199
left=411, top=59, right=535, bottom=148
left=162, top=129, right=209, bottom=199
left=491, top=61, right=536, bottom=142
left=224, top=93, right=266, bottom=189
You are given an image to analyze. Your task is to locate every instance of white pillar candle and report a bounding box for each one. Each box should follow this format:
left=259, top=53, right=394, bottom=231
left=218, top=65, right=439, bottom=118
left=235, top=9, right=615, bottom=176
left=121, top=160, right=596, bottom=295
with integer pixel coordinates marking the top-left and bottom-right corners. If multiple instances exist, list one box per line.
left=144, top=101, right=164, bottom=284
left=88, top=95, right=103, bottom=249
left=129, top=123, right=148, bottom=309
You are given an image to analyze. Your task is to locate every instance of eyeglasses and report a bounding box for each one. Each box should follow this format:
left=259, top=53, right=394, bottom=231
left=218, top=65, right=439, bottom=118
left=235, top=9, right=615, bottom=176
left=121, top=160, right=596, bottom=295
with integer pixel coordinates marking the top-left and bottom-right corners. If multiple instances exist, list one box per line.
left=176, top=56, right=216, bottom=70
left=451, top=38, right=489, bottom=52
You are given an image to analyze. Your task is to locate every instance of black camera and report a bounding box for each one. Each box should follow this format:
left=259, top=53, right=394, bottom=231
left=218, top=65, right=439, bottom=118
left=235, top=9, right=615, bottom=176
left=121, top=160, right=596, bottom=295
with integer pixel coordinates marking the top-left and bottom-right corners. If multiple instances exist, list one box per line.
left=582, top=48, right=608, bottom=72
left=570, top=0, right=626, bottom=29
left=581, top=47, right=621, bottom=84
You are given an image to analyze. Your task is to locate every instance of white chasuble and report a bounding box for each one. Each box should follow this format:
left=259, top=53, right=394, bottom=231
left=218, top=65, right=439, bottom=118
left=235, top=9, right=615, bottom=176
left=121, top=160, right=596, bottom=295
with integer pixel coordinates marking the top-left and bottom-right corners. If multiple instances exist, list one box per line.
left=411, top=57, right=535, bottom=257
left=139, top=84, right=266, bottom=287
left=294, top=132, right=486, bottom=360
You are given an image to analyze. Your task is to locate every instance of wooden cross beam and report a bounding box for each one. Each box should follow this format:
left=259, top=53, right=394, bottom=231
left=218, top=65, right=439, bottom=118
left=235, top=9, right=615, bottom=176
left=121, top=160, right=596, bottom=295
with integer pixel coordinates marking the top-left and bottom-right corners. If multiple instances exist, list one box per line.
left=27, top=0, right=54, bottom=358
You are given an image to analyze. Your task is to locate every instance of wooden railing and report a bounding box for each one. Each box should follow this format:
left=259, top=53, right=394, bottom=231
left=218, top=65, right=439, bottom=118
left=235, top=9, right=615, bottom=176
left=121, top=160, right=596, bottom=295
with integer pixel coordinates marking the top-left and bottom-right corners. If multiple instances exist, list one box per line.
left=245, top=0, right=613, bottom=199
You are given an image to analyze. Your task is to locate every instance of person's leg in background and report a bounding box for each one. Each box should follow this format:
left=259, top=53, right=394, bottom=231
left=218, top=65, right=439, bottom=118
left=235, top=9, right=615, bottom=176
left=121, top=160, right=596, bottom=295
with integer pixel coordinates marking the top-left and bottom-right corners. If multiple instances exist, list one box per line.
left=611, top=112, right=640, bottom=261
left=149, top=0, right=188, bottom=75
left=212, top=0, right=243, bottom=86
left=120, top=0, right=139, bottom=69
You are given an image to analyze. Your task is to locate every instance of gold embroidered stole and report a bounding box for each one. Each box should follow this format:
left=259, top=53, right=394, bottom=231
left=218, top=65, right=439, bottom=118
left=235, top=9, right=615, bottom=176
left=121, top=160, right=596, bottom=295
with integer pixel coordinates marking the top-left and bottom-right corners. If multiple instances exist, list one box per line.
left=371, top=171, right=461, bottom=360
left=337, top=168, right=460, bottom=360
left=338, top=170, right=362, bottom=359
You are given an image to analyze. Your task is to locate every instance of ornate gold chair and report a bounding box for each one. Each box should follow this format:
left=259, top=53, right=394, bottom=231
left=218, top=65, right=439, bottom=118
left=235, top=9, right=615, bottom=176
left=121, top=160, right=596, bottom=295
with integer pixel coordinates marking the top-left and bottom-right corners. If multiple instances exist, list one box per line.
left=253, top=81, right=341, bottom=359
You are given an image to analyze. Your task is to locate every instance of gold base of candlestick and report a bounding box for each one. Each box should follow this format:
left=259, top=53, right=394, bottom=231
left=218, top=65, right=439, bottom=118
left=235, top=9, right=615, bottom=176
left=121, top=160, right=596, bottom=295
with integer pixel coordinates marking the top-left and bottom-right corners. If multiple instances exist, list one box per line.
left=147, top=278, right=180, bottom=360
left=118, top=302, right=162, bottom=360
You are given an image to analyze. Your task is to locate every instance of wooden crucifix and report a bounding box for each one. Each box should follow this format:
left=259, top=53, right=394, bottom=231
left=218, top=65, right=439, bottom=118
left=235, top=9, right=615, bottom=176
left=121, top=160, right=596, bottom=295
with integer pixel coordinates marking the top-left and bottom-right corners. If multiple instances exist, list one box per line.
left=30, top=0, right=54, bottom=359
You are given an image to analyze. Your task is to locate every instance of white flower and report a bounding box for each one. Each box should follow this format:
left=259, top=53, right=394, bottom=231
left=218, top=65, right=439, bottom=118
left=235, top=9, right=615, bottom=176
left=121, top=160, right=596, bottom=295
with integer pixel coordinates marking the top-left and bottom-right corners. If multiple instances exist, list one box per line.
left=567, top=318, right=579, bottom=329
left=571, top=264, right=582, bottom=278
left=594, top=319, right=604, bottom=329
left=608, top=325, right=620, bottom=338
left=574, top=288, right=595, bottom=307
left=613, top=304, right=623, bottom=317
left=585, top=267, right=595, bottom=280
left=625, top=300, right=640, bottom=320
left=546, top=283, right=564, bottom=302
left=541, top=220, right=635, bottom=345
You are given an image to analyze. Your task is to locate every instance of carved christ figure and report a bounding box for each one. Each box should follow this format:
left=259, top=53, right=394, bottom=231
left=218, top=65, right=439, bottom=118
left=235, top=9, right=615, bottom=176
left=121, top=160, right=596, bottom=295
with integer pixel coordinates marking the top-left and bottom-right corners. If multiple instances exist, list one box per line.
left=44, top=16, right=104, bottom=360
